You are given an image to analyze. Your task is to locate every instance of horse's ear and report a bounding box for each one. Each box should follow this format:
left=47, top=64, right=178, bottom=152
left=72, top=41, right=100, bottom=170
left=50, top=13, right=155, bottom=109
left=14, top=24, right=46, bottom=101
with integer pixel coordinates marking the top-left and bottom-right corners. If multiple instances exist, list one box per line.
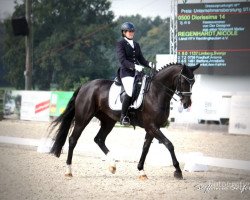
left=191, top=63, right=200, bottom=72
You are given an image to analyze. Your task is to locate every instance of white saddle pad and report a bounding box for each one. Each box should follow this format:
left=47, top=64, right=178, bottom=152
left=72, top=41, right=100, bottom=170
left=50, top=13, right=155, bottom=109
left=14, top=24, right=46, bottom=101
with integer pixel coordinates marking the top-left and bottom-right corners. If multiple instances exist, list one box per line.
left=108, top=76, right=147, bottom=111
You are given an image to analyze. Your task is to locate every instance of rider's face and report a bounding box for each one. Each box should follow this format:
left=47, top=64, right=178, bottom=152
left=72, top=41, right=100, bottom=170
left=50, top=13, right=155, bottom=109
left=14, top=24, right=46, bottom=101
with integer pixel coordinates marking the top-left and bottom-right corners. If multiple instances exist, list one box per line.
left=124, top=30, right=135, bottom=39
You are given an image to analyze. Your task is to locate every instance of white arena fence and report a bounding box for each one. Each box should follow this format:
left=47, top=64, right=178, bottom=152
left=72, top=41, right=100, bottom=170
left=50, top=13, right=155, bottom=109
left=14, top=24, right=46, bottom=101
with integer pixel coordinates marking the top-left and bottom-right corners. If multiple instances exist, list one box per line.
left=2, top=89, right=250, bottom=135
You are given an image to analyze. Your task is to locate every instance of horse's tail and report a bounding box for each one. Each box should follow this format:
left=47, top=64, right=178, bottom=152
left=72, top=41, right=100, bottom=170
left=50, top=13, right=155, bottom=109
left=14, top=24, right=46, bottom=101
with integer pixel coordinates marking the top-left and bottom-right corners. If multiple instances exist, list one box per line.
left=50, top=86, right=81, bottom=157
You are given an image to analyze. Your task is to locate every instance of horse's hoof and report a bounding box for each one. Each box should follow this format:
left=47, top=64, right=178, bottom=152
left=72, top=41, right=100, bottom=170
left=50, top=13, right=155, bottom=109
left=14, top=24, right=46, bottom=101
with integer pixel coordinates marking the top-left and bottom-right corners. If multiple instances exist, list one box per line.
left=109, top=166, right=116, bottom=174
left=174, top=171, right=183, bottom=180
left=139, top=175, right=148, bottom=181
left=65, top=173, right=73, bottom=178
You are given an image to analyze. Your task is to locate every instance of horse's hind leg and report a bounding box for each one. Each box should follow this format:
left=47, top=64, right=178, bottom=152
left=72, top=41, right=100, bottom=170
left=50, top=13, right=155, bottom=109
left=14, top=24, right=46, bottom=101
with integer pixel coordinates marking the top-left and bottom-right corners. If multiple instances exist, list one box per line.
left=65, top=121, right=87, bottom=177
left=94, top=115, right=116, bottom=173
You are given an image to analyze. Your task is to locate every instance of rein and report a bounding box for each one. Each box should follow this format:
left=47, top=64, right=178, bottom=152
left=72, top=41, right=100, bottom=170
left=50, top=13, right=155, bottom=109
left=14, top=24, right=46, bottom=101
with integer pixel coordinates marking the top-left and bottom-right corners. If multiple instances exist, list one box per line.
left=151, top=78, right=178, bottom=101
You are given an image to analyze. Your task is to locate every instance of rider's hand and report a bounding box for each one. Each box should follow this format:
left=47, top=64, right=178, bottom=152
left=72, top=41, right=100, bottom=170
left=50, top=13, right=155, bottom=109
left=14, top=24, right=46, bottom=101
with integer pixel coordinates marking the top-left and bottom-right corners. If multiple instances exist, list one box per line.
left=148, top=62, right=155, bottom=68
left=135, top=64, right=144, bottom=72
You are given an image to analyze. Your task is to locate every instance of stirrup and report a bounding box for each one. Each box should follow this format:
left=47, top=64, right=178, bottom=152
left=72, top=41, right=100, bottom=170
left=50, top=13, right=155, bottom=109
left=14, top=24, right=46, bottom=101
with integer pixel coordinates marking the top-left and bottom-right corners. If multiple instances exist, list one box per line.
left=121, top=116, right=130, bottom=126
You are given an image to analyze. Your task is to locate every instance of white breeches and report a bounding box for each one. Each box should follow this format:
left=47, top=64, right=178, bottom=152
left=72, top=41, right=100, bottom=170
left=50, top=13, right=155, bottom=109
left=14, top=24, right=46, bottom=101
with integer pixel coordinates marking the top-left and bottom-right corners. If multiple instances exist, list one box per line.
left=121, top=76, right=135, bottom=97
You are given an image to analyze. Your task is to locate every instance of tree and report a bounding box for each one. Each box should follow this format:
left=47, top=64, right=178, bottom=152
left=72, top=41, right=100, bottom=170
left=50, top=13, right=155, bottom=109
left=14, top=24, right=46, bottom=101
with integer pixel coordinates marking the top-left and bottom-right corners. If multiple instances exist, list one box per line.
left=3, top=1, right=171, bottom=90
left=35, top=0, right=117, bottom=90
left=0, top=21, right=9, bottom=87
left=3, top=0, right=116, bottom=90
left=139, top=18, right=170, bottom=59
left=2, top=3, right=26, bottom=89
left=2, top=24, right=26, bottom=89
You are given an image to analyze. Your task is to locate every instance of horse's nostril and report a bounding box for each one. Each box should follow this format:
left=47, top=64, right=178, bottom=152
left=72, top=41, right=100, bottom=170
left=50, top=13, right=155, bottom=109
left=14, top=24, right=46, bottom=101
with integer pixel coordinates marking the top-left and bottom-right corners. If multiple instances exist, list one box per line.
left=183, top=103, right=189, bottom=109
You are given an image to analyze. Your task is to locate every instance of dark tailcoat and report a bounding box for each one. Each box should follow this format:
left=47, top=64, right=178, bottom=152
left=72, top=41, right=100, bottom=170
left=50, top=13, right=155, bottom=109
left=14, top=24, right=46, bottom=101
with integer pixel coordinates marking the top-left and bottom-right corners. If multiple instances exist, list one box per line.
left=116, top=38, right=149, bottom=78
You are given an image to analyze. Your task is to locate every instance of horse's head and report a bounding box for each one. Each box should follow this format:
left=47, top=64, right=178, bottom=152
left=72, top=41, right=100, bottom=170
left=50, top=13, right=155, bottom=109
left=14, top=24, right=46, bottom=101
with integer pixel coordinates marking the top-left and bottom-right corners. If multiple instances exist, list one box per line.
left=152, top=63, right=199, bottom=109
left=176, top=64, right=200, bottom=109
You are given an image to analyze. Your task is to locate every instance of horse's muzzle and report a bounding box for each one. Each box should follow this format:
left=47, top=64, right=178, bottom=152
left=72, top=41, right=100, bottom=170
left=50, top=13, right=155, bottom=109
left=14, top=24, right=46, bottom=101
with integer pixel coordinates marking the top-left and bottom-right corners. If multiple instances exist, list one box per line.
left=182, top=98, right=192, bottom=109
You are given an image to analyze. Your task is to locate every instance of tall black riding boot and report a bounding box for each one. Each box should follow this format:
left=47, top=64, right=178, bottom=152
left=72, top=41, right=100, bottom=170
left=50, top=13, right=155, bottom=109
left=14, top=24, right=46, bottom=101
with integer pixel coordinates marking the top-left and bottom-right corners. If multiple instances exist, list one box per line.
left=120, top=94, right=132, bottom=126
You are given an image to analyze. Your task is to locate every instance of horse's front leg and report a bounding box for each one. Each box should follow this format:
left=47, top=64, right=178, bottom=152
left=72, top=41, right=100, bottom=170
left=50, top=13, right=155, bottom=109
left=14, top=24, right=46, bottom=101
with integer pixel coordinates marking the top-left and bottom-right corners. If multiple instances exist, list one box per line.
left=146, top=126, right=183, bottom=179
left=137, top=133, right=153, bottom=180
left=94, top=118, right=117, bottom=174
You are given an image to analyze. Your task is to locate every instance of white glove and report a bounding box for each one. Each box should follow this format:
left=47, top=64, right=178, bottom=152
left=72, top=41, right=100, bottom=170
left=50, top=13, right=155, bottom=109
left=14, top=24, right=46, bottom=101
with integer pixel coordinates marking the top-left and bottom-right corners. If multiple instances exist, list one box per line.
left=135, top=64, right=143, bottom=72
left=148, top=62, right=155, bottom=68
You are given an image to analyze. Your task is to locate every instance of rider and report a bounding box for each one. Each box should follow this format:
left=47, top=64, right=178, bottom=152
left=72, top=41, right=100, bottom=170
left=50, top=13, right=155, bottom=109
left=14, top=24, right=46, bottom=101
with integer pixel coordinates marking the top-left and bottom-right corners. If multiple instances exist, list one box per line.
left=116, top=22, right=154, bottom=126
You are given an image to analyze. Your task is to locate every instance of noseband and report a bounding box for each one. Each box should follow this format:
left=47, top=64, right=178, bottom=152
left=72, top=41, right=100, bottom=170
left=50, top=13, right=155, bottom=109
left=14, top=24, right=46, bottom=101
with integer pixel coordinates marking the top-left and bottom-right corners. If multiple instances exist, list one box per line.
left=176, top=72, right=195, bottom=98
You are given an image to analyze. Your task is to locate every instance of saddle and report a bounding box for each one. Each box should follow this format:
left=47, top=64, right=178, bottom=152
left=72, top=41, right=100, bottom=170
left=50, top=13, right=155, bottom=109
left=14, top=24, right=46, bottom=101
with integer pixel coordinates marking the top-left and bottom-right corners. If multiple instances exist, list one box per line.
left=108, top=72, right=149, bottom=111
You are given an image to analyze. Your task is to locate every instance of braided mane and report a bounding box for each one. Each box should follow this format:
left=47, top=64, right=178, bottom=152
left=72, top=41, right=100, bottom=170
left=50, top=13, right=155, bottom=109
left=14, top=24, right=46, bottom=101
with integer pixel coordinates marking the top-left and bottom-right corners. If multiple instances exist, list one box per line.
left=155, top=62, right=183, bottom=74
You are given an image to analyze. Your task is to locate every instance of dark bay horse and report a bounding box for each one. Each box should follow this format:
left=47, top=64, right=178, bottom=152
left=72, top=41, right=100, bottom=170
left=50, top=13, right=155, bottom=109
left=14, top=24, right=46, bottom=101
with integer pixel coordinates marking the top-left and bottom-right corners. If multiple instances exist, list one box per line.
left=50, top=63, right=200, bottom=180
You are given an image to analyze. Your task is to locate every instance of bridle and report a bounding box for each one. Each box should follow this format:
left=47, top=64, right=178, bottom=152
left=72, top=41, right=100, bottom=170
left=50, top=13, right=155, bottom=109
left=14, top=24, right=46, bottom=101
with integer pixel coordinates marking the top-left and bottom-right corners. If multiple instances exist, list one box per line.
left=175, top=71, right=195, bottom=98
left=150, top=67, right=195, bottom=101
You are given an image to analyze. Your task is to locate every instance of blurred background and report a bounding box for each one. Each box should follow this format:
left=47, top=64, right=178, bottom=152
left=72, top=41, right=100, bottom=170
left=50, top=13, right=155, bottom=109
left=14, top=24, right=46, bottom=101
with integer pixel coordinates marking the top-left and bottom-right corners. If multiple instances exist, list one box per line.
left=0, top=0, right=172, bottom=91
left=0, top=0, right=249, bottom=135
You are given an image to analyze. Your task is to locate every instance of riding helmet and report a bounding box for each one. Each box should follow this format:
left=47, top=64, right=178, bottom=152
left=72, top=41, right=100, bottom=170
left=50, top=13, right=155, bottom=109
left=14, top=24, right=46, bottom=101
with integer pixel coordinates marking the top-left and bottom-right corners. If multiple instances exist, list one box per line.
left=120, top=22, right=135, bottom=32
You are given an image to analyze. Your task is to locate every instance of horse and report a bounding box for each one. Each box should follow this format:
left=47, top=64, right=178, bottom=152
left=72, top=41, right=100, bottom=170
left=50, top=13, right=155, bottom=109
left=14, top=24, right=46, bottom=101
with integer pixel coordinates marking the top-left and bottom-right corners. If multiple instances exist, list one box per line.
left=49, top=63, right=200, bottom=180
